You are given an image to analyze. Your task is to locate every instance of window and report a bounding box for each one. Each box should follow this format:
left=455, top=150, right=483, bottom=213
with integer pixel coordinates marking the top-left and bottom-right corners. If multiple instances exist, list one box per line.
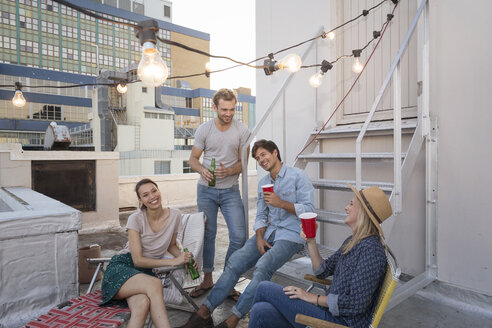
left=142, top=87, right=147, bottom=93
left=164, top=5, right=171, bottom=18
left=104, top=0, right=117, bottom=7
left=133, top=2, right=144, bottom=15
left=183, top=160, right=192, bottom=173
left=154, top=161, right=170, bottom=175
left=33, top=105, right=62, bottom=120
left=119, top=0, right=131, bottom=11
left=186, top=97, right=192, bottom=108
left=144, top=112, right=173, bottom=120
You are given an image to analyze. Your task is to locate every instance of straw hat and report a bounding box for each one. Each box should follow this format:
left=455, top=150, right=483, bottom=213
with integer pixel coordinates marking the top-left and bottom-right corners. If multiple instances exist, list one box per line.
left=347, top=183, right=393, bottom=238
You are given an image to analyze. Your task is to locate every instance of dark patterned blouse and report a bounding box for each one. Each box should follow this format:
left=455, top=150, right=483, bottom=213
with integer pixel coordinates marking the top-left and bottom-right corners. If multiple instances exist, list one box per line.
left=314, top=235, right=387, bottom=328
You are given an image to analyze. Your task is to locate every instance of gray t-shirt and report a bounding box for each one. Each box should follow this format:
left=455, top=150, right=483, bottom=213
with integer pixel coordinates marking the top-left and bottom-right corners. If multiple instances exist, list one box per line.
left=194, top=118, right=250, bottom=189
left=120, top=208, right=182, bottom=259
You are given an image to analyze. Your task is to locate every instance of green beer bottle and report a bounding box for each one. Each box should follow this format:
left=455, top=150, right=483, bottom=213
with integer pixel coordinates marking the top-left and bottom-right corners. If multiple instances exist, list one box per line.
left=208, top=158, right=216, bottom=187
left=184, top=248, right=200, bottom=280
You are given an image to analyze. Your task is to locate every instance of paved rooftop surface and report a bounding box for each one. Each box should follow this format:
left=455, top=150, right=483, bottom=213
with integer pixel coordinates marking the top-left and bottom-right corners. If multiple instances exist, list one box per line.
left=79, top=201, right=492, bottom=328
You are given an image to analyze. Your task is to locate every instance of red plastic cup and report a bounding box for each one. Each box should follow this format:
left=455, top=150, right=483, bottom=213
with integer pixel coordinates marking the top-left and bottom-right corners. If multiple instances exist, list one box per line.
left=262, top=184, right=274, bottom=193
left=300, top=212, right=317, bottom=238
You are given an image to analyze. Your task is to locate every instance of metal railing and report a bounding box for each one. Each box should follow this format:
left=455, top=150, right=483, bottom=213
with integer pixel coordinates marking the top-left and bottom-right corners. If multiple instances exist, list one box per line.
left=240, top=27, right=325, bottom=239
left=355, top=0, right=429, bottom=214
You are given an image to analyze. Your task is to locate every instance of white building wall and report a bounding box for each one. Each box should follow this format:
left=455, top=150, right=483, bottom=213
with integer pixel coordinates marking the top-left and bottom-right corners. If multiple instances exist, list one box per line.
left=430, top=0, right=492, bottom=294
left=117, top=125, right=136, bottom=152
left=256, top=0, right=492, bottom=295
left=141, top=117, right=174, bottom=149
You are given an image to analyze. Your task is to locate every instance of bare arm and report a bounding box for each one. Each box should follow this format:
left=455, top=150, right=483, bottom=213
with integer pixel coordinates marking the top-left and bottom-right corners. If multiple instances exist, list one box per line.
left=300, top=223, right=323, bottom=271
left=128, top=229, right=190, bottom=268
left=189, top=146, right=213, bottom=183
left=166, top=232, right=182, bottom=258
left=263, top=191, right=296, bottom=215
left=255, top=227, right=272, bottom=255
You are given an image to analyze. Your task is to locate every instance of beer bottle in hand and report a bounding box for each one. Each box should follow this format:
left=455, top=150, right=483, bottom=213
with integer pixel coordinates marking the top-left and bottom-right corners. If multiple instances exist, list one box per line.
left=208, top=158, right=216, bottom=187
left=184, top=248, right=200, bottom=280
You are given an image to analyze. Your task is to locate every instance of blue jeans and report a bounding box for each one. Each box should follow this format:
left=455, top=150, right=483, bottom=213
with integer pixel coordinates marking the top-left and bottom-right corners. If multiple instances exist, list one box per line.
left=203, top=234, right=304, bottom=318
left=249, top=281, right=348, bottom=328
left=197, top=184, right=247, bottom=273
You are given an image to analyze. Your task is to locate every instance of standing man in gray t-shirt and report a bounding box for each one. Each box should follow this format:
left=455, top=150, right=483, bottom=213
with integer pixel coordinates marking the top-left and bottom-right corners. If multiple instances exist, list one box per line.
left=189, top=88, right=251, bottom=300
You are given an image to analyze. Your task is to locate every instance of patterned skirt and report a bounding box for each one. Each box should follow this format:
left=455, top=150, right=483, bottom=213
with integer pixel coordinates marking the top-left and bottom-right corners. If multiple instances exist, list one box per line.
left=100, top=252, right=155, bottom=306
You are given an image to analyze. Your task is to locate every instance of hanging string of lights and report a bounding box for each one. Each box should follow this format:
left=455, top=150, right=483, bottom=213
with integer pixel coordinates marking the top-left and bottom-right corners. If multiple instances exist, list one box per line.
left=4, top=0, right=400, bottom=107
left=296, top=1, right=399, bottom=159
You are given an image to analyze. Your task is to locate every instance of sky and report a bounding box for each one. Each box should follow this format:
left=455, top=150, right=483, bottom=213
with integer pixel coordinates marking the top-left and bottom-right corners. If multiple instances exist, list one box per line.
left=171, top=0, right=256, bottom=95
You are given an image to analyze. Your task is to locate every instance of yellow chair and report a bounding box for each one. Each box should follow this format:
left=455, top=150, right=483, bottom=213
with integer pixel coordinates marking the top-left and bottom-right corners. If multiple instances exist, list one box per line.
left=295, top=246, right=400, bottom=328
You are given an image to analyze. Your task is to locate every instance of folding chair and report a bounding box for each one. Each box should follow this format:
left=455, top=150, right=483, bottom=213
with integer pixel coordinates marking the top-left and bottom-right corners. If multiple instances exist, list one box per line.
left=85, top=212, right=205, bottom=315
left=295, top=246, right=401, bottom=328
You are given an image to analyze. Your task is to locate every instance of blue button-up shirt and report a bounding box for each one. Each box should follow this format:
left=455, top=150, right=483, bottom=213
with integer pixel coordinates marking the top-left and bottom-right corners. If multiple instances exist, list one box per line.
left=253, top=164, right=314, bottom=245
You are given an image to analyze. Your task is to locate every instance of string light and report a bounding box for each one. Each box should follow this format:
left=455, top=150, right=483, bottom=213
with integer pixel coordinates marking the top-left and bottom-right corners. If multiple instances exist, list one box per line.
left=116, top=83, right=128, bottom=94
left=352, top=49, right=364, bottom=73
left=49, top=0, right=392, bottom=81
left=205, top=62, right=212, bottom=78
left=136, top=20, right=169, bottom=87
left=263, top=53, right=302, bottom=75
left=12, top=82, right=26, bottom=107
left=0, top=0, right=398, bottom=110
left=309, top=60, right=333, bottom=88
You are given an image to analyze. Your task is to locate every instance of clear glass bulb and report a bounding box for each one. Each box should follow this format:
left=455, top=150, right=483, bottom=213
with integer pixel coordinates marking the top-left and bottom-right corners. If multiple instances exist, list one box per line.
left=326, top=31, right=335, bottom=40
left=137, top=42, right=169, bottom=87
left=352, top=58, right=364, bottom=73
left=280, top=53, right=302, bottom=73
left=117, top=83, right=128, bottom=94
left=309, top=72, right=324, bottom=88
left=12, top=90, right=26, bottom=107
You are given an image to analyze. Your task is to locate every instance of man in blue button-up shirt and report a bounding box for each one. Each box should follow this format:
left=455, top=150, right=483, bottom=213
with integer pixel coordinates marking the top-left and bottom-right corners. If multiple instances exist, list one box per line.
left=180, top=139, right=314, bottom=328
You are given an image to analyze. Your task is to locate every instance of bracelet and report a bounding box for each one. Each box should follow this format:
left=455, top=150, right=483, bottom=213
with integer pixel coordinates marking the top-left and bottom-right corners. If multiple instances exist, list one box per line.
left=316, top=294, right=320, bottom=306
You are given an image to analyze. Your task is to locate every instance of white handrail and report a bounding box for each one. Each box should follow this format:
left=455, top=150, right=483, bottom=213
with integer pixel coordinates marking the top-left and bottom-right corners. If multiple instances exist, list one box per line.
left=240, top=27, right=324, bottom=239
left=355, top=0, right=428, bottom=192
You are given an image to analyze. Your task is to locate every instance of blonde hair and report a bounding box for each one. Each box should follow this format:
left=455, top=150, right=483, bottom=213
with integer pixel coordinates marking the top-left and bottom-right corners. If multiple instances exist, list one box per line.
left=342, top=198, right=380, bottom=254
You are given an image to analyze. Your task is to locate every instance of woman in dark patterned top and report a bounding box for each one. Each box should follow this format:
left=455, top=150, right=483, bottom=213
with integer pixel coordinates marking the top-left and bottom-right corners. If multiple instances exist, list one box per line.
left=249, top=184, right=393, bottom=328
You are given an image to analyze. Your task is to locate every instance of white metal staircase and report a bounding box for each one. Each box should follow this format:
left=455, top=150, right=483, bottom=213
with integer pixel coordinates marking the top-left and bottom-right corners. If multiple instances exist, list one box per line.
left=241, top=0, right=435, bottom=310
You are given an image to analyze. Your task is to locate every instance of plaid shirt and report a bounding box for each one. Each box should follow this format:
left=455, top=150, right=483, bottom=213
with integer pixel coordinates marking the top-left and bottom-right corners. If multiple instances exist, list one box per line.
left=314, top=235, right=387, bottom=328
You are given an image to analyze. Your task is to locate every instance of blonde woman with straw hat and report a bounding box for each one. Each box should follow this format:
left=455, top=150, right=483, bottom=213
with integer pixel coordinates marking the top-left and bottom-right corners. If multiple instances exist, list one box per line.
left=249, top=184, right=392, bottom=328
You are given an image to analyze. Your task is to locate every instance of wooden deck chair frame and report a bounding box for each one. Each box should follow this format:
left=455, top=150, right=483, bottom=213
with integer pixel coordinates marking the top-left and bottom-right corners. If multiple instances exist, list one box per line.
left=295, top=246, right=401, bottom=328
left=85, top=212, right=205, bottom=322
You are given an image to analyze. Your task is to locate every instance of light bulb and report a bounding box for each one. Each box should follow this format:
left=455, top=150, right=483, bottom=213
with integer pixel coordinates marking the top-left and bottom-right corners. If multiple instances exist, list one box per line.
left=12, top=90, right=26, bottom=107
left=352, top=57, right=364, bottom=73
left=326, top=31, right=335, bottom=40
left=279, top=53, right=302, bottom=73
left=117, top=83, right=128, bottom=94
left=309, top=72, right=324, bottom=88
left=205, top=61, right=212, bottom=72
left=137, top=41, right=169, bottom=87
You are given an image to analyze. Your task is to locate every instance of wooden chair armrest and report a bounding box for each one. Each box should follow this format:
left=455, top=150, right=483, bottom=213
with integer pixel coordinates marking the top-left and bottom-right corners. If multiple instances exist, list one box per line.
left=304, top=274, right=332, bottom=286
left=295, top=314, right=348, bottom=328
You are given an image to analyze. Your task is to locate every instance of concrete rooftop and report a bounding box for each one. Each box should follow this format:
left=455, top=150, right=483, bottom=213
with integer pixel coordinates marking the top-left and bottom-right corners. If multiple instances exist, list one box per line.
left=79, top=200, right=492, bottom=328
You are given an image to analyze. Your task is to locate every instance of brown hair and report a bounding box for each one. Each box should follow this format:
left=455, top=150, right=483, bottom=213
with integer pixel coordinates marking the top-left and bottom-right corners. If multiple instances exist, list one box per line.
left=135, top=178, right=159, bottom=209
left=251, top=139, right=282, bottom=161
left=212, top=88, right=237, bottom=107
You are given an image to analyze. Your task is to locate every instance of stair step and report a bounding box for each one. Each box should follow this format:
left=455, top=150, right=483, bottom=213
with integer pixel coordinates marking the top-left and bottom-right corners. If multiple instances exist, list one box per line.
left=312, top=119, right=417, bottom=139
left=315, top=209, right=347, bottom=225
left=298, top=152, right=406, bottom=161
left=311, top=179, right=394, bottom=192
